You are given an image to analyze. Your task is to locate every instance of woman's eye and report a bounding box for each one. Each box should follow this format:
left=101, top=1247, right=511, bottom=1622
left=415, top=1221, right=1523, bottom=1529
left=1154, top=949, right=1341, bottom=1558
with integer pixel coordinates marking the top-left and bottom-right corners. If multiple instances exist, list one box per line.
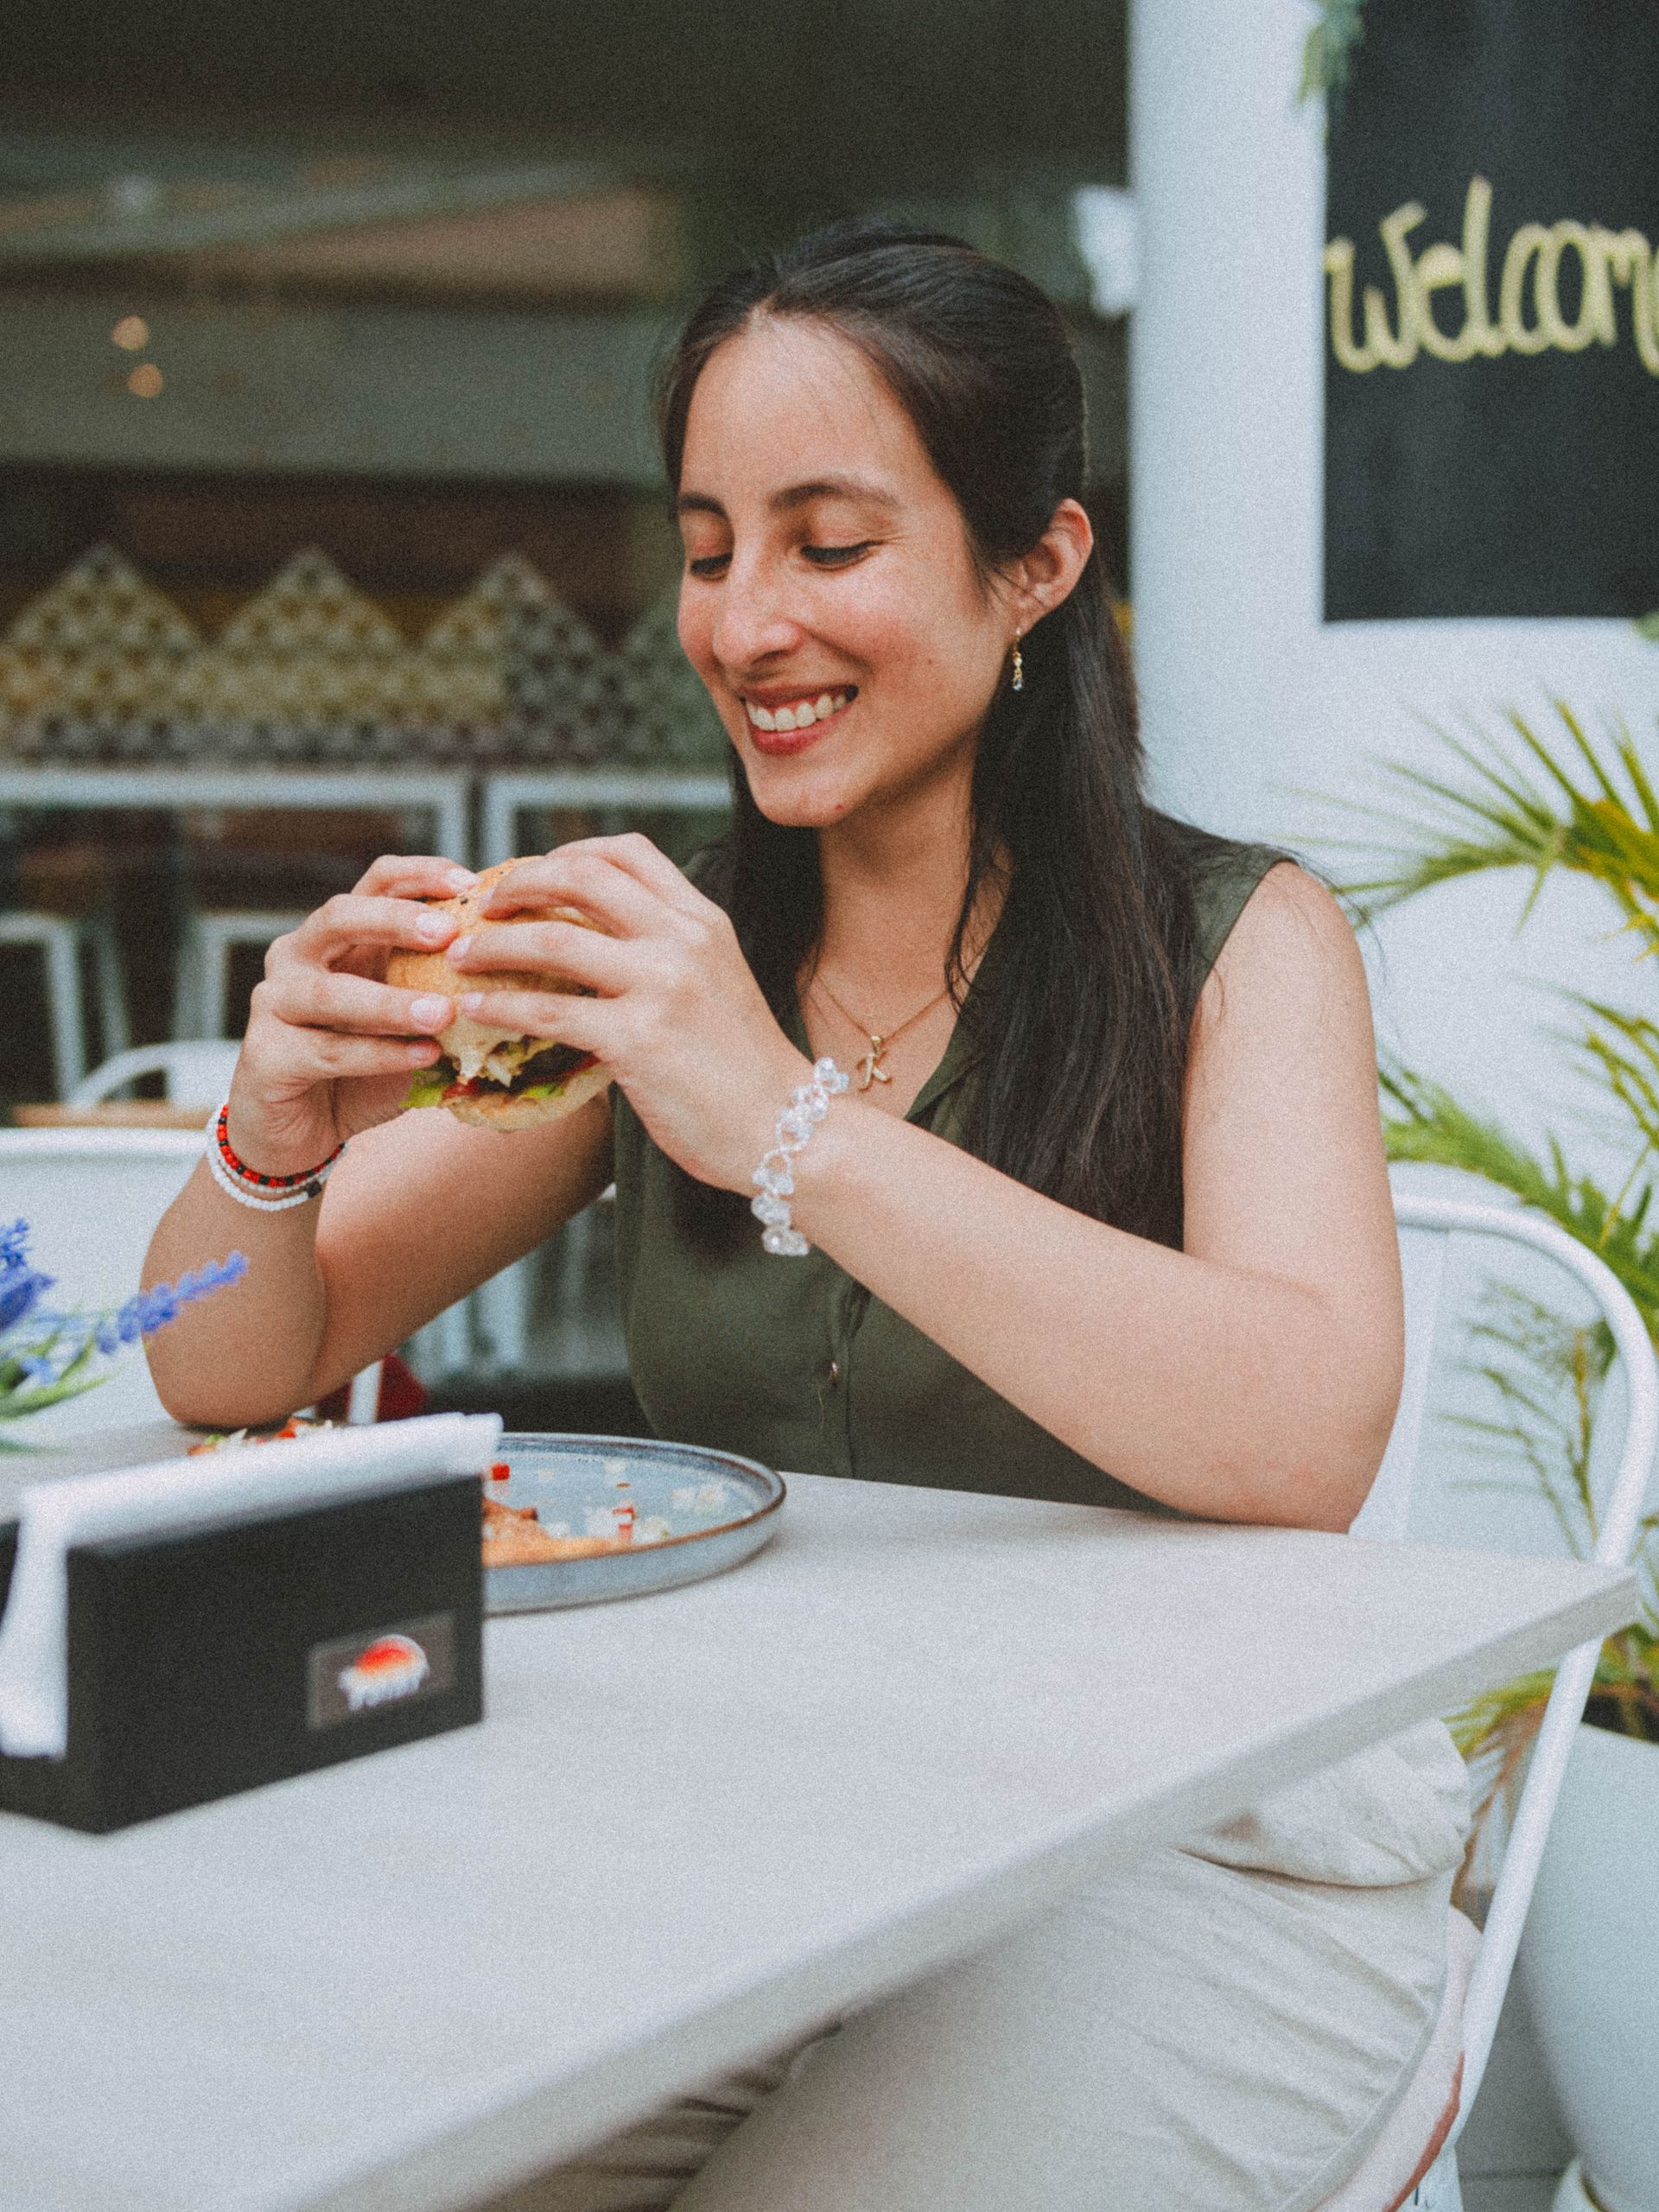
left=802, top=542, right=874, bottom=568
left=685, top=552, right=730, bottom=578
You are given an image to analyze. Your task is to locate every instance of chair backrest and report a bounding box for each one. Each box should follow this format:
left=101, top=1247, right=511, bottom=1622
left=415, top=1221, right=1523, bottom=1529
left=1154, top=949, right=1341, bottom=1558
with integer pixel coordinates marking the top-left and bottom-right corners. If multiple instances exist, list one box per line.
left=0, top=1128, right=205, bottom=1438
left=70, top=1042, right=242, bottom=1109
left=1354, top=1166, right=1659, bottom=2139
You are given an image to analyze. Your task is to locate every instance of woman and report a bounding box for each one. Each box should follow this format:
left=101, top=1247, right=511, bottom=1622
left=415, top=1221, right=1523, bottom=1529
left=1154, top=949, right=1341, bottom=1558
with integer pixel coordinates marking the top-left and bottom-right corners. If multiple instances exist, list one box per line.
left=145, top=224, right=1469, bottom=2211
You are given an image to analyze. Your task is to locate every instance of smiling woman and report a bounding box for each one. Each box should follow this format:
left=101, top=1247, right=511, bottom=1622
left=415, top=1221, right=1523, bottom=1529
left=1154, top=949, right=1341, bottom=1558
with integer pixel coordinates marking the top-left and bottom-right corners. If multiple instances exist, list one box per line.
left=142, top=221, right=1466, bottom=2212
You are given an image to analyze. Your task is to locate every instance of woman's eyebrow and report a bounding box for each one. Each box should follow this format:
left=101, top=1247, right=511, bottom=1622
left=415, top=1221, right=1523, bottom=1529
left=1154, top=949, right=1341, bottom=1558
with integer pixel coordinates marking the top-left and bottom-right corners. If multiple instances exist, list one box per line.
left=771, top=477, right=899, bottom=514
left=674, top=477, right=899, bottom=520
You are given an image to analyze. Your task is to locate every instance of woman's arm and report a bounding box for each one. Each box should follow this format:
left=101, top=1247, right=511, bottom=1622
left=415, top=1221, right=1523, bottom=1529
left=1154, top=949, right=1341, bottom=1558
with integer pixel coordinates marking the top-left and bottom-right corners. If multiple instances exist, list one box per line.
left=792, top=864, right=1402, bottom=1530
left=142, top=855, right=613, bottom=1428
left=464, top=843, right=1401, bottom=1533
left=143, top=1101, right=613, bottom=1429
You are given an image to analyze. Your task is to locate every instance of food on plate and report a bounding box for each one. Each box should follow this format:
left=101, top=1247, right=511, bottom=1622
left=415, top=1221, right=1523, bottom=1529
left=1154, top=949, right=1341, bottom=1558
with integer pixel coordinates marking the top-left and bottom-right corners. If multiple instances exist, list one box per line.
left=188, top=1416, right=331, bottom=1452
left=481, top=1492, right=638, bottom=1566
left=386, top=856, right=613, bottom=1129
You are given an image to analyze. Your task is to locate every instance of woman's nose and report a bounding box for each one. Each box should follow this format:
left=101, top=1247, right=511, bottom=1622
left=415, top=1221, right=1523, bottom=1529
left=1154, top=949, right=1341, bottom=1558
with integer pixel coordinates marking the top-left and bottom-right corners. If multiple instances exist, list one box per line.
left=709, top=557, right=804, bottom=671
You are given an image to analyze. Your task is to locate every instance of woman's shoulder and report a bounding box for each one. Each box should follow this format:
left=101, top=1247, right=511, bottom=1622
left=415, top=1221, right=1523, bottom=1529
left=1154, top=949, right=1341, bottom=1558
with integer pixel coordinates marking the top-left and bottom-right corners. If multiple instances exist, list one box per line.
left=1153, top=813, right=1305, bottom=982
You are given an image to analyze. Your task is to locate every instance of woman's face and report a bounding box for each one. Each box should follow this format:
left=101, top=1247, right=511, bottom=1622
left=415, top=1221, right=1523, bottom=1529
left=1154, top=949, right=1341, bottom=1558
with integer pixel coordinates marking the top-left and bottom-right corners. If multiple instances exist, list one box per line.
left=675, top=315, right=1014, bottom=832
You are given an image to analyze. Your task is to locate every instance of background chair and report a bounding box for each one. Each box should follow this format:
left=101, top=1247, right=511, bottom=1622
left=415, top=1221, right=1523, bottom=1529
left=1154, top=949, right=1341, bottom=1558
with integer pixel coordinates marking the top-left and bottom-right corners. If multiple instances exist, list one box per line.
left=1322, top=1168, right=1658, bottom=2211
left=0, top=909, right=128, bottom=1096
left=172, top=908, right=308, bottom=1041
left=70, top=1039, right=243, bottom=1112
left=0, top=1126, right=386, bottom=1436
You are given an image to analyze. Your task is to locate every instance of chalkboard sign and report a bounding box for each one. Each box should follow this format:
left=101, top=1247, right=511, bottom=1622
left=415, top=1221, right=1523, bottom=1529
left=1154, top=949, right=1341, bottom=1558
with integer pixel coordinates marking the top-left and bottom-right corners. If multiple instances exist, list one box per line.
left=1324, top=0, right=1659, bottom=621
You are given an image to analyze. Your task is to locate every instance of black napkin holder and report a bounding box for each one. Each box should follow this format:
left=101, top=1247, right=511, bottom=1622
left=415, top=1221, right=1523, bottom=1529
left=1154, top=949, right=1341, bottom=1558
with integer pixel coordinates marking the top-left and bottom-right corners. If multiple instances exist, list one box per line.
left=0, top=1474, right=482, bottom=1833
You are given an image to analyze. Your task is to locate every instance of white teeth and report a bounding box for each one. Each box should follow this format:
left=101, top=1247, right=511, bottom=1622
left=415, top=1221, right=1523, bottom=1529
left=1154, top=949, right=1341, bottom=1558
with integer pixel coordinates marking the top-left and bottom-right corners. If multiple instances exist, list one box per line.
left=744, top=690, right=851, bottom=731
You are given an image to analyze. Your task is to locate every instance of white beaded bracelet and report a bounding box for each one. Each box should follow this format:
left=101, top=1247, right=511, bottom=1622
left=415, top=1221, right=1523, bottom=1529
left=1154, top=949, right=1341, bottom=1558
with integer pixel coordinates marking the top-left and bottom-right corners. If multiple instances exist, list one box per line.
left=751, top=1057, right=850, bottom=1256
left=206, top=1145, right=334, bottom=1211
left=205, top=1100, right=346, bottom=1212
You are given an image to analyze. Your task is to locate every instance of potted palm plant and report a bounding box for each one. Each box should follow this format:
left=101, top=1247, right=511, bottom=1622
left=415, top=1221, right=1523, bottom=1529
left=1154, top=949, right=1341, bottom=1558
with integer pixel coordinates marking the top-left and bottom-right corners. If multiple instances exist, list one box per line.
left=1341, top=703, right=1659, bottom=2212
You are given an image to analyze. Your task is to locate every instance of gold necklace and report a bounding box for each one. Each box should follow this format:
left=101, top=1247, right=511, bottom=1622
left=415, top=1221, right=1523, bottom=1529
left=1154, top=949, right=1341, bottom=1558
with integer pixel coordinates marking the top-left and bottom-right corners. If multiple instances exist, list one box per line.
left=809, top=970, right=953, bottom=1091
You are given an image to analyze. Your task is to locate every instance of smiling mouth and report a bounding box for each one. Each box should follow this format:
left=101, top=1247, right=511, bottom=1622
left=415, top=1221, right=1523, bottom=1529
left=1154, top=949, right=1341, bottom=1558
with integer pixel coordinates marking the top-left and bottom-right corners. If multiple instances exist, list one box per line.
left=743, top=687, right=855, bottom=734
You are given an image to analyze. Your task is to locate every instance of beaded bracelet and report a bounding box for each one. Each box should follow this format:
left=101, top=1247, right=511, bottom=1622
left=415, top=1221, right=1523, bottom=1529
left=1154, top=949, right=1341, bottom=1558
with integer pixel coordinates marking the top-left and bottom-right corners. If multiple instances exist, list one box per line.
left=750, top=1057, right=850, bottom=1256
left=206, top=1100, right=346, bottom=1213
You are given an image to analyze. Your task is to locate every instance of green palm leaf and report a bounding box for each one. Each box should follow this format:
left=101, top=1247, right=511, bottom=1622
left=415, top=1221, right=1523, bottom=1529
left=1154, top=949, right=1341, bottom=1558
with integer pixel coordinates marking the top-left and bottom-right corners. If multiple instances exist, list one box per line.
left=1333, top=705, right=1659, bottom=955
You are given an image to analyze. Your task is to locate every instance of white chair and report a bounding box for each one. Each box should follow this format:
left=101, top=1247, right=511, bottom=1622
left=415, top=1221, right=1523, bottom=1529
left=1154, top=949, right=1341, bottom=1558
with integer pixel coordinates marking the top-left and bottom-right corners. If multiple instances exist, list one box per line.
left=0, top=1127, right=385, bottom=1433
left=70, top=1040, right=243, bottom=1113
left=0, top=909, right=129, bottom=1096
left=1316, top=1168, right=1659, bottom=2211
left=173, top=909, right=306, bottom=1040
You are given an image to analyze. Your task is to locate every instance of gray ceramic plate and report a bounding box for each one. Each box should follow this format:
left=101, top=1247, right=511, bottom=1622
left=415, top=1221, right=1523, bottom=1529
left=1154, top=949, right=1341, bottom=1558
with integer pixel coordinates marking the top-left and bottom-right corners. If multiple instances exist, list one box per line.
left=483, top=1432, right=785, bottom=1614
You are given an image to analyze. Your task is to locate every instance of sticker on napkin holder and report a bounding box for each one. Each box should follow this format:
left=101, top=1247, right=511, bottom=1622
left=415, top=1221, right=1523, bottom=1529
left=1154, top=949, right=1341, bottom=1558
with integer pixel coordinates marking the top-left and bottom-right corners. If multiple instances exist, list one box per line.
left=308, top=1615, right=454, bottom=1730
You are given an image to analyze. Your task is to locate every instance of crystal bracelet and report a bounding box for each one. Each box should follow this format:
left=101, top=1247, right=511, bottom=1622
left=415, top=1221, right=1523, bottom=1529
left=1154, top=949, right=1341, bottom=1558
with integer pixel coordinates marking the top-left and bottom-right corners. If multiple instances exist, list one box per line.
left=751, top=1057, right=850, bottom=1256
left=206, top=1100, right=346, bottom=1212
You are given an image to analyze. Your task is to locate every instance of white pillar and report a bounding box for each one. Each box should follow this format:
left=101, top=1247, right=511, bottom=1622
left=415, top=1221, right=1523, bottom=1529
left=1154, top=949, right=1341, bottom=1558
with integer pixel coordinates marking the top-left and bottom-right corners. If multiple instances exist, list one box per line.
left=1128, top=0, right=1655, bottom=1151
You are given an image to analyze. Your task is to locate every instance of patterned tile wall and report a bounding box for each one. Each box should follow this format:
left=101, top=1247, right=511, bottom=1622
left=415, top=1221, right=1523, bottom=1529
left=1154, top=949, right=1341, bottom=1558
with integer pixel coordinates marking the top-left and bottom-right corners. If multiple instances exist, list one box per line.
left=0, top=544, right=726, bottom=769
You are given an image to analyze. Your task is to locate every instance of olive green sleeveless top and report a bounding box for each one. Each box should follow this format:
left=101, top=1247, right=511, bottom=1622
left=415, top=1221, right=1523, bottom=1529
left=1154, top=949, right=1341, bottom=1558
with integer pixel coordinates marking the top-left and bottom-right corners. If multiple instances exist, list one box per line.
left=612, top=836, right=1290, bottom=1510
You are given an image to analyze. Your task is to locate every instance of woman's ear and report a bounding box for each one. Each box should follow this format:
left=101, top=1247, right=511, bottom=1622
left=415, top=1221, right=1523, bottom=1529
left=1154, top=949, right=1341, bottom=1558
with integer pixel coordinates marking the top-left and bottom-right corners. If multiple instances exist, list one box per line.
left=1013, top=498, right=1095, bottom=629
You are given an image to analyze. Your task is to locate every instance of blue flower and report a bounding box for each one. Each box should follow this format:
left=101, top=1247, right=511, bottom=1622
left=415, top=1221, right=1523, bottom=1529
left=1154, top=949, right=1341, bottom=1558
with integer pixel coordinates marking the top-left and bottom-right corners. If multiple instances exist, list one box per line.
left=3, top=1220, right=249, bottom=1424
left=0, top=1268, right=53, bottom=1333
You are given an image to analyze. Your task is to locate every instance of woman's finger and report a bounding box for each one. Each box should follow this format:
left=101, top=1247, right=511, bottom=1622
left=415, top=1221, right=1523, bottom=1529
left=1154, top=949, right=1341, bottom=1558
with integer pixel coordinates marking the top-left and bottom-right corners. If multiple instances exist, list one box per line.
left=353, top=855, right=479, bottom=900
left=455, top=988, right=613, bottom=1057
left=240, top=1024, right=446, bottom=1084
left=448, top=916, right=640, bottom=994
left=277, top=891, right=464, bottom=967
left=482, top=849, right=671, bottom=939
left=546, top=831, right=711, bottom=914
left=254, top=966, right=455, bottom=1039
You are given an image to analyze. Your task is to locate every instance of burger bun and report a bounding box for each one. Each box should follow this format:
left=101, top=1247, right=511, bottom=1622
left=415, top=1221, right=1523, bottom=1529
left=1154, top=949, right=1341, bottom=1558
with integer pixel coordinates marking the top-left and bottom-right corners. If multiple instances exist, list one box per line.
left=386, top=856, right=610, bottom=1128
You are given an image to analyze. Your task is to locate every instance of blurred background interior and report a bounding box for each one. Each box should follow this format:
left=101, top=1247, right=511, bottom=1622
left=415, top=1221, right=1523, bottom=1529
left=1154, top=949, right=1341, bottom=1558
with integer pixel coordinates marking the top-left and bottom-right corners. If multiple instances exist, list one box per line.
left=0, top=0, right=1133, bottom=1427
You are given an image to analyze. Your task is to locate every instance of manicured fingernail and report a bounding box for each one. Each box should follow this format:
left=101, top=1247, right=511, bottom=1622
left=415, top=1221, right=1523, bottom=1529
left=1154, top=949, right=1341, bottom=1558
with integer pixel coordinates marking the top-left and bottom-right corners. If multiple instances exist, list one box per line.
left=459, top=993, right=484, bottom=1014
left=443, top=868, right=479, bottom=890
left=415, top=911, right=453, bottom=943
left=410, top=995, right=451, bottom=1028
left=449, top=932, right=473, bottom=960
left=408, top=1041, right=440, bottom=1064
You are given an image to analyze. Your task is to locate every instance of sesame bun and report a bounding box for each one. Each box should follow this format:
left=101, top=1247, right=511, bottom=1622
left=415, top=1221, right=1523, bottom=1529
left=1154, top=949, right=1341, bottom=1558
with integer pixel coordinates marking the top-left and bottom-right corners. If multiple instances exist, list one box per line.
left=387, top=856, right=611, bottom=1128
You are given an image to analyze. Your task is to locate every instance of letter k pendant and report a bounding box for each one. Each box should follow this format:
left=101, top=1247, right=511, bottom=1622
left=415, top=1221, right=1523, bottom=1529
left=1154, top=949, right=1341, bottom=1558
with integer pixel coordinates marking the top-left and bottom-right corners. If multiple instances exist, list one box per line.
left=855, top=1036, right=893, bottom=1091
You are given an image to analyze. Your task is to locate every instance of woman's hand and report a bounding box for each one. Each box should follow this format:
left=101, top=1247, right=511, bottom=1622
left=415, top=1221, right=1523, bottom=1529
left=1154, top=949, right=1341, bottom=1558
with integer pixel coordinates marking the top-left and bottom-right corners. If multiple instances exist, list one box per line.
left=226, top=855, right=478, bottom=1177
left=452, top=836, right=811, bottom=1192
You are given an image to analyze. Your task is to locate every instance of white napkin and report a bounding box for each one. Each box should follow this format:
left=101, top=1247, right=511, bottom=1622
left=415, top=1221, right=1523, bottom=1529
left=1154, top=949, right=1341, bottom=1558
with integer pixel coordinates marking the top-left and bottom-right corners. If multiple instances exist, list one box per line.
left=0, top=1412, right=501, bottom=1760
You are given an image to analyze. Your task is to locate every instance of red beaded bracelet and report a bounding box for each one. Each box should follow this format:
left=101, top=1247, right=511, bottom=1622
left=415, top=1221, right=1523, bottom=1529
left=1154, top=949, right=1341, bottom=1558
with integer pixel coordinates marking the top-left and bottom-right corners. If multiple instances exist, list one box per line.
left=208, top=1102, right=346, bottom=1211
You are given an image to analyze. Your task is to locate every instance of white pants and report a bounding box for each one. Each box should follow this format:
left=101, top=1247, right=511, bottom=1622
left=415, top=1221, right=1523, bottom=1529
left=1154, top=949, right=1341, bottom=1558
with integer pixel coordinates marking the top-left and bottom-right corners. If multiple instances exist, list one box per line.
left=474, top=1840, right=1457, bottom=2212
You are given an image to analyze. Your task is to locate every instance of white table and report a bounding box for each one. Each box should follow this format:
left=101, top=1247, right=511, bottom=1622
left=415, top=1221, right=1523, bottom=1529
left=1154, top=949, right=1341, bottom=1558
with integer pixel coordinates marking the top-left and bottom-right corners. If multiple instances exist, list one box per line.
left=0, top=1425, right=1637, bottom=2212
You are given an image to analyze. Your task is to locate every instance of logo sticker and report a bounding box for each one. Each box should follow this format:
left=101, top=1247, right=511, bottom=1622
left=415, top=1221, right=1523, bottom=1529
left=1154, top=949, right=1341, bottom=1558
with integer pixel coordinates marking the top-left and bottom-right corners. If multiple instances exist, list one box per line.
left=307, top=1613, right=454, bottom=1731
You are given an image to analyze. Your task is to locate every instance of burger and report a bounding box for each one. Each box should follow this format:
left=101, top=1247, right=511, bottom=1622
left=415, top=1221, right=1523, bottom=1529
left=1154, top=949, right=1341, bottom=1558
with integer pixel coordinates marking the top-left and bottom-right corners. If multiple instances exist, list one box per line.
left=386, top=857, right=612, bottom=1129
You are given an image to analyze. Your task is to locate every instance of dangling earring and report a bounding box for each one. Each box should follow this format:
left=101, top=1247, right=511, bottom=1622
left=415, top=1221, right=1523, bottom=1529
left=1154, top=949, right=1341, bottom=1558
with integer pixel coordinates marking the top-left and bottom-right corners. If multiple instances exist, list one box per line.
left=1010, top=632, right=1025, bottom=692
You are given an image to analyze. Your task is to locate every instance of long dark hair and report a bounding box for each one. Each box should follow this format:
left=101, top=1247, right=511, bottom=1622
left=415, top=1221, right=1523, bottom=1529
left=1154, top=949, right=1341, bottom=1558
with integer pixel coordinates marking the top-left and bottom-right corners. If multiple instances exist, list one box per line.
left=658, top=219, right=1211, bottom=1249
